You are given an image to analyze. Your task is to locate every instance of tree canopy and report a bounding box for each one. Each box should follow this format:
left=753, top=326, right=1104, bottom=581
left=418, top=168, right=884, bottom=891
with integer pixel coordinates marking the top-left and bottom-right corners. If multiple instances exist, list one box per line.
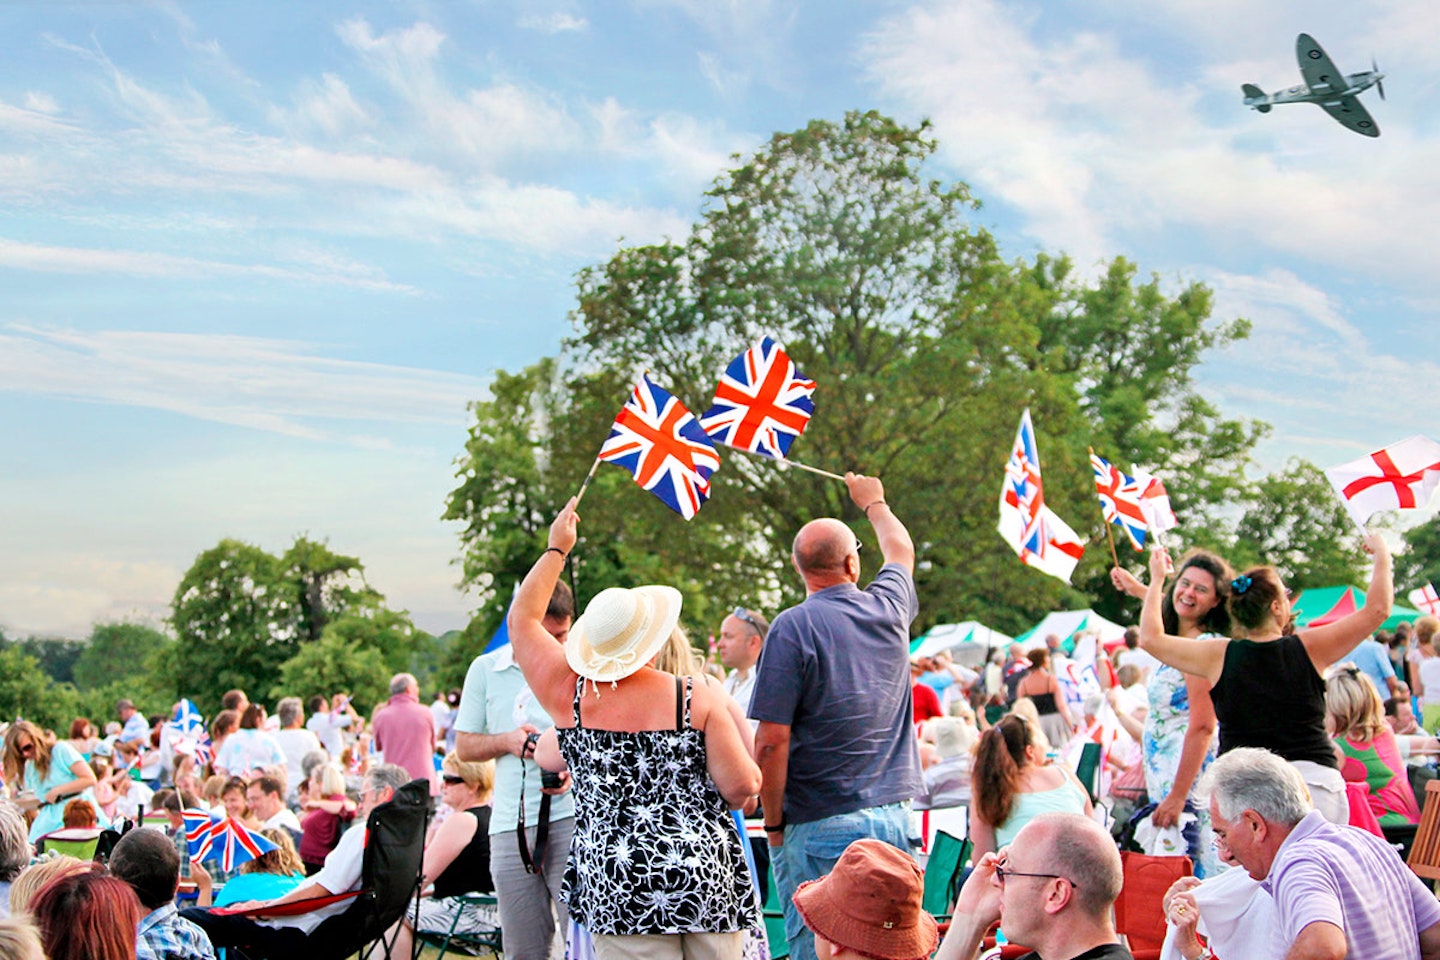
left=445, top=110, right=1370, bottom=655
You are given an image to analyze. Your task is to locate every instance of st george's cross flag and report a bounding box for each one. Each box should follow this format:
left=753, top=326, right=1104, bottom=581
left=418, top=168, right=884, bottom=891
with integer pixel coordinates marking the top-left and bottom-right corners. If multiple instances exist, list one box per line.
left=1090, top=452, right=1148, bottom=550
left=699, top=337, right=816, bottom=459
left=598, top=374, right=721, bottom=520
left=998, top=410, right=1085, bottom=582
left=1131, top=468, right=1179, bottom=533
left=1324, top=436, right=1440, bottom=529
left=1411, top=584, right=1440, bottom=618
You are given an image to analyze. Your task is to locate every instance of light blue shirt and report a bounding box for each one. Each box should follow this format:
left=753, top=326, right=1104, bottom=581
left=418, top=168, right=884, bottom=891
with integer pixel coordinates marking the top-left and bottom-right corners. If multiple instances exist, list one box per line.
left=456, top=645, right=574, bottom=835
left=1345, top=639, right=1396, bottom=699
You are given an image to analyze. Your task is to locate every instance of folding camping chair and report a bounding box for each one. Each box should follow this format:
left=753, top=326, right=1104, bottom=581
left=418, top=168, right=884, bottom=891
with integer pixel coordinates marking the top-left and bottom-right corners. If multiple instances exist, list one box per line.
left=920, top=831, right=970, bottom=925
left=214, top=778, right=430, bottom=960
left=415, top=893, right=502, bottom=959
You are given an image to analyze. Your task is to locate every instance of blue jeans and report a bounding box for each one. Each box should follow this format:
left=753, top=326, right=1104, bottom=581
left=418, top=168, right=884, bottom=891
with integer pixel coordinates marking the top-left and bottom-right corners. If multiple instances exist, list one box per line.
left=771, top=802, right=914, bottom=960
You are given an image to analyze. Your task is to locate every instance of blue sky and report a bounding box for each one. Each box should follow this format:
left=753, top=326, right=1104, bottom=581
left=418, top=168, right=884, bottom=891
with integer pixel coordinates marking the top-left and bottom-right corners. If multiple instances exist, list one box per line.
left=3, top=0, right=1438, bottom=639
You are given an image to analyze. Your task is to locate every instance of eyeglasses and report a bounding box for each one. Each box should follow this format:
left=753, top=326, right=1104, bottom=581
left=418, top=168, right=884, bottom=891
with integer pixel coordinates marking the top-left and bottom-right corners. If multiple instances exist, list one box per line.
left=995, top=863, right=1076, bottom=887
left=854, top=537, right=864, bottom=553
left=17, top=741, right=35, bottom=757
left=441, top=774, right=466, bottom=785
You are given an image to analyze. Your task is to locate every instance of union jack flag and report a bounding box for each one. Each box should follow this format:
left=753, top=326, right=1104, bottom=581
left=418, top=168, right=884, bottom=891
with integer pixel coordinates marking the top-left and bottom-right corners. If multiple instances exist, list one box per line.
left=699, top=337, right=816, bottom=459
left=1411, top=583, right=1440, bottom=618
left=1091, top=452, right=1148, bottom=550
left=997, top=410, right=1085, bottom=582
left=599, top=374, right=721, bottom=520
left=182, top=808, right=219, bottom=861
left=201, top=815, right=277, bottom=872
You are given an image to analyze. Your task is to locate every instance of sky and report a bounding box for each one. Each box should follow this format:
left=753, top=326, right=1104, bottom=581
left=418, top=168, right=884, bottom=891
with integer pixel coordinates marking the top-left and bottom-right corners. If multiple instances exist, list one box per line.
left=3, top=0, right=1439, bottom=640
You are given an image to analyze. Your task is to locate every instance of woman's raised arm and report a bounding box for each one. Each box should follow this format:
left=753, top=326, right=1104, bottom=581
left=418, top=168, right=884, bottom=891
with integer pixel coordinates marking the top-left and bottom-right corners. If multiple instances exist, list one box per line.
left=507, top=499, right=582, bottom=721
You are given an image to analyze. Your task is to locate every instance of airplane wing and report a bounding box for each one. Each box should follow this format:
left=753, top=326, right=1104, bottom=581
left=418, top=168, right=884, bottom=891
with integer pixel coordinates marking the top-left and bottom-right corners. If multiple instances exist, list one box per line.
left=1317, top=96, right=1380, bottom=137
left=1296, top=34, right=1348, bottom=96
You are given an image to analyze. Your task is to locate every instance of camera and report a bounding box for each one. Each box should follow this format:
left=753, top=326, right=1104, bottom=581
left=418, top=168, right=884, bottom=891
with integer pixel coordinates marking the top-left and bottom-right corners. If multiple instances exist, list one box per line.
left=541, top=770, right=563, bottom=790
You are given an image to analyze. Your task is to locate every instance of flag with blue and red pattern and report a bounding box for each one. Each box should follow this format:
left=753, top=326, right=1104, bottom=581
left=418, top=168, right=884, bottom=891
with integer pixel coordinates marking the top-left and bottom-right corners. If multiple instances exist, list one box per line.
left=699, top=337, right=816, bottom=459
left=598, top=374, right=722, bottom=520
left=182, top=808, right=219, bottom=862
left=997, top=410, right=1085, bottom=582
left=204, top=815, right=278, bottom=872
left=1090, top=452, right=1148, bottom=550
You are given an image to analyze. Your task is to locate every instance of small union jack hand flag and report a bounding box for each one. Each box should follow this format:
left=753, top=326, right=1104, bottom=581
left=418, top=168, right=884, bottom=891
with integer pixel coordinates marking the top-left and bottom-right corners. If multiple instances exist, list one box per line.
left=1411, top=584, right=1440, bottom=618
left=1130, top=468, right=1179, bottom=533
left=206, top=815, right=278, bottom=872
left=1090, top=452, right=1148, bottom=550
left=182, top=808, right=218, bottom=861
left=599, top=374, right=722, bottom=520
left=699, top=337, right=816, bottom=459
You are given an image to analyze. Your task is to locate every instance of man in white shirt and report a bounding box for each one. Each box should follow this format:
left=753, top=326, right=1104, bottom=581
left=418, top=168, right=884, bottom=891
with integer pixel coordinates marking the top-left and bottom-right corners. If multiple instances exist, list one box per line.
left=273, top=698, right=322, bottom=799
left=181, top=764, right=410, bottom=959
left=247, top=775, right=303, bottom=841
left=718, top=606, right=769, bottom=718
left=305, top=694, right=358, bottom=758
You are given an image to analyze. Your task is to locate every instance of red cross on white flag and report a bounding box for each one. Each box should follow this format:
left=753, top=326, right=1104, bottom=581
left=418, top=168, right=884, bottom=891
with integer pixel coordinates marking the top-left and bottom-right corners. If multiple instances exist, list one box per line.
left=1410, top=584, right=1440, bottom=618
left=1323, top=436, right=1440, bottom=529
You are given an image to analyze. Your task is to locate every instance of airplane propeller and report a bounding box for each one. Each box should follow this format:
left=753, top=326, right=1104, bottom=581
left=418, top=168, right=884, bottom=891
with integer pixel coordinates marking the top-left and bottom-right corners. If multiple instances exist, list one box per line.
left=1373, top=56, right=1386, bottom=100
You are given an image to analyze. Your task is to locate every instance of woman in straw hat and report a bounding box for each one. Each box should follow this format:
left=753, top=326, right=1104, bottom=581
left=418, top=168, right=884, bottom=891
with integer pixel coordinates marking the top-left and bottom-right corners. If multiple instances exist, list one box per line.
left=509, top=498, right=762, bottom=960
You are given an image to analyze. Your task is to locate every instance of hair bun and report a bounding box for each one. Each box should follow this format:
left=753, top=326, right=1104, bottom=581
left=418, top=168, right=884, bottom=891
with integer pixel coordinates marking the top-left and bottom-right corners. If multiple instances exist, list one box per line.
left=1231, top=575, right=1253, bottom=595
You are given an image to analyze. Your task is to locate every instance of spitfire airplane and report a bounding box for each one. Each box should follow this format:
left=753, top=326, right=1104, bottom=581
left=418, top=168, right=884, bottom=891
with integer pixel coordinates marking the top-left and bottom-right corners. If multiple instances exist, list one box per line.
left=1242, top=34, right=1386, bottom=137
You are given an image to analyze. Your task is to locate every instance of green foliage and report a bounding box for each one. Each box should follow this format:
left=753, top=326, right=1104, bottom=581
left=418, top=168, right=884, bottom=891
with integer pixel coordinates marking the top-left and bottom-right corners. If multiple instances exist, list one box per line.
left=3, top=637, right=85, bottom=686
left=446, top=111, right=1279, bottom=639
left=1399, top=517, right=1440, bottom=595
left=0, top=646, right=81, bottom=731
left=270, top=631, right=390, bottom=716
left=162, top=535, right=419, bottom=714
left=73, top=622, right=171, bottom=692
left=1229, top=459, right=1367, bottom=587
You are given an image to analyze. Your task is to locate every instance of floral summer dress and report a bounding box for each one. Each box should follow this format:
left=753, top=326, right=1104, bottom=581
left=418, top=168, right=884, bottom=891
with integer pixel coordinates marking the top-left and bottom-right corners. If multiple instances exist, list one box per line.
left=556, top=676, right=758, bottom=937
left=1143, top=659, right=1219, bottom=877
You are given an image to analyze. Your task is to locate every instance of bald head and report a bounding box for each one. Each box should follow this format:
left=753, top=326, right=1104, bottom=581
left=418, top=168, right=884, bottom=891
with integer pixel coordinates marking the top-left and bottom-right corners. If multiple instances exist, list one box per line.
left=1016, top=813, right=1122, bottom=918
left=792, top=519, right=861, bottom=585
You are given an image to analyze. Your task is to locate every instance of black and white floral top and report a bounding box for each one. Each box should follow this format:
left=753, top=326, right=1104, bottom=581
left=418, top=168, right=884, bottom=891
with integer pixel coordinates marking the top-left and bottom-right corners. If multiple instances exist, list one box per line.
left=557, top=676, right=757, bottom=936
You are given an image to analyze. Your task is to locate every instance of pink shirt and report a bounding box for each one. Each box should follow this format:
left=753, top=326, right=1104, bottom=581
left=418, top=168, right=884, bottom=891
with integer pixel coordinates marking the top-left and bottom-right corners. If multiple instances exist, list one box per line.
left=372, top=692, right=436, bottom=788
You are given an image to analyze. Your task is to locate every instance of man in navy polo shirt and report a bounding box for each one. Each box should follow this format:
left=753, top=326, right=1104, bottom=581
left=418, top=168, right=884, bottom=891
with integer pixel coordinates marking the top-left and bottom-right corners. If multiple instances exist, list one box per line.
left=751, top=471, right=922, bottom=960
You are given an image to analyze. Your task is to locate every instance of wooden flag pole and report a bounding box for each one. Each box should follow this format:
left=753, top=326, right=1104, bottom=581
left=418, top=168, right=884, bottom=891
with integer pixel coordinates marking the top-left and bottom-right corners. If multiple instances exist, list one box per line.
left=573, top=456, right=603, bottom=509
left=729, top=445, right=846, bottom=481
left=1088, top=447, right=1121, bottom=569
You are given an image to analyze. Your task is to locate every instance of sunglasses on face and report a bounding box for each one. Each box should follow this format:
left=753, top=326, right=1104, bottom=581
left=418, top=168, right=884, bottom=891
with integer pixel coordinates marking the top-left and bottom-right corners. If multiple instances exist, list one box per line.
left=441, top=774, right=466, bottom=786
left=17, top=742, right=35, bottom=756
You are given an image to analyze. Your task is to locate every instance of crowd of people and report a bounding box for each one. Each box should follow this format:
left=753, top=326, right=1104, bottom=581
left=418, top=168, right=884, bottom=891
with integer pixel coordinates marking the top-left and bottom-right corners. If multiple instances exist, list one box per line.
left=2, top=470, right=1440, bottom=960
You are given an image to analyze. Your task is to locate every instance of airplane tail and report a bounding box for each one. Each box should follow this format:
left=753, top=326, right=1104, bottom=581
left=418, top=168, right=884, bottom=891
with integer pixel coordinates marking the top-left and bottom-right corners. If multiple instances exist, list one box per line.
left=1241, top=83, right=1272, bottom=112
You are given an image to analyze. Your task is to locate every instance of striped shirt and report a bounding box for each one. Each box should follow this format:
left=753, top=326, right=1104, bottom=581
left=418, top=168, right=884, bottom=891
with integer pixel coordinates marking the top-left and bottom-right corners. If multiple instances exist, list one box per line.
left=1264, top=810, right=1440, bottom=959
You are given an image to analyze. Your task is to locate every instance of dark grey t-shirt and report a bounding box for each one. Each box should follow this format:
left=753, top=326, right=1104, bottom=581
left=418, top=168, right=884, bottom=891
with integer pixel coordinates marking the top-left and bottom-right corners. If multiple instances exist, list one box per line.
left=749, top=563, right=922, bottom=824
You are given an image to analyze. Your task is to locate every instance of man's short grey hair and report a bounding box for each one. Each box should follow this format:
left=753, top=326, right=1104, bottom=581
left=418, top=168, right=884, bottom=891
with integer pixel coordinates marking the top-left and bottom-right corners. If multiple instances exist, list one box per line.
left=367, top=763, right=411, bottom=796
left=276, top=697, right=303, bottom=728
left=389, top=673, right=417, bottom=697
left=1031, top=812, right=1121, bottom=918
left=0, top=804, right=30, bottom=882
left=1202, top=747, right=1312, bottom=825
left=301, top=749, right=329, bottom=780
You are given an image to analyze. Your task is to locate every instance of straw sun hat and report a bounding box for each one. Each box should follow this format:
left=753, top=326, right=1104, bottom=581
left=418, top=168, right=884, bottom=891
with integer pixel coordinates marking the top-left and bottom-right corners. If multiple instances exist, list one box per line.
left=793, top=839, right=939, bottom=960
left=565, top=585, right=683, bottom=683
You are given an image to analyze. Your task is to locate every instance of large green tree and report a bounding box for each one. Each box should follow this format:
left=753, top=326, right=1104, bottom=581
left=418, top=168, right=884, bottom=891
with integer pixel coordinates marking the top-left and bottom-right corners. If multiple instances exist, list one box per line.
left=73, top=622, right=171, bottom=692
left=446, top=111, right=1271, bottom=642
left=164, top=536, right=419, bottom=712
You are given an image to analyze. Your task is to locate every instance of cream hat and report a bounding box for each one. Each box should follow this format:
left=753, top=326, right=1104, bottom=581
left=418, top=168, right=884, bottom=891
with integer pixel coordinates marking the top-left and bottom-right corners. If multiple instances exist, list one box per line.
left=565, top=585, right=683, bottom=682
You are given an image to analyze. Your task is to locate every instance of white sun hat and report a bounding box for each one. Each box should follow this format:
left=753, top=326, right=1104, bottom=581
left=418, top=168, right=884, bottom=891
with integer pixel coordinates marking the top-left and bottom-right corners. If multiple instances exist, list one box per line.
left=565, top=585, right=683, bottom=683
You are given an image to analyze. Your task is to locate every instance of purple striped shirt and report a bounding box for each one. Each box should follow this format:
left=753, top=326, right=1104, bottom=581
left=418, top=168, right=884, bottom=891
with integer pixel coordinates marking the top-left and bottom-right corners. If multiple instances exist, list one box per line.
left=1264, top=810, right=1440, bottom=958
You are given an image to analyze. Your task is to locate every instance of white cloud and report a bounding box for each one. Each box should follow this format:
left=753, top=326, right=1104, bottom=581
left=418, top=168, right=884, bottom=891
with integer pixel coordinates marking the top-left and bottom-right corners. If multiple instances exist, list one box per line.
left=0, top=238, right=418, bottom=293
left=0, top=557, right=176, bottom=638
left=0, top=324, right=488, bottom=440
left=270, top=73, right=371, bottom=139
left=518, top=12, right=588, bottom=33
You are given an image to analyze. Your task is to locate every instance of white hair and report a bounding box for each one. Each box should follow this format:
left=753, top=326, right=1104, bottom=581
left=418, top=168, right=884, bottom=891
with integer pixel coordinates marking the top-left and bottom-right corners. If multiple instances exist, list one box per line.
left=1201, top=748, right=1312, bottom=825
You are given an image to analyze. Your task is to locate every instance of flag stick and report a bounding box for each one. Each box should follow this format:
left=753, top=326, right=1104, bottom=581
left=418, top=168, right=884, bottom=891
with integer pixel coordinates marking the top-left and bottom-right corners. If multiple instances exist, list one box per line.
left=1088, top=447, right=1121, bottom=569
left=573, top=456, right=603, bottom=508
left=729, top=445, right=846, bottom=481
